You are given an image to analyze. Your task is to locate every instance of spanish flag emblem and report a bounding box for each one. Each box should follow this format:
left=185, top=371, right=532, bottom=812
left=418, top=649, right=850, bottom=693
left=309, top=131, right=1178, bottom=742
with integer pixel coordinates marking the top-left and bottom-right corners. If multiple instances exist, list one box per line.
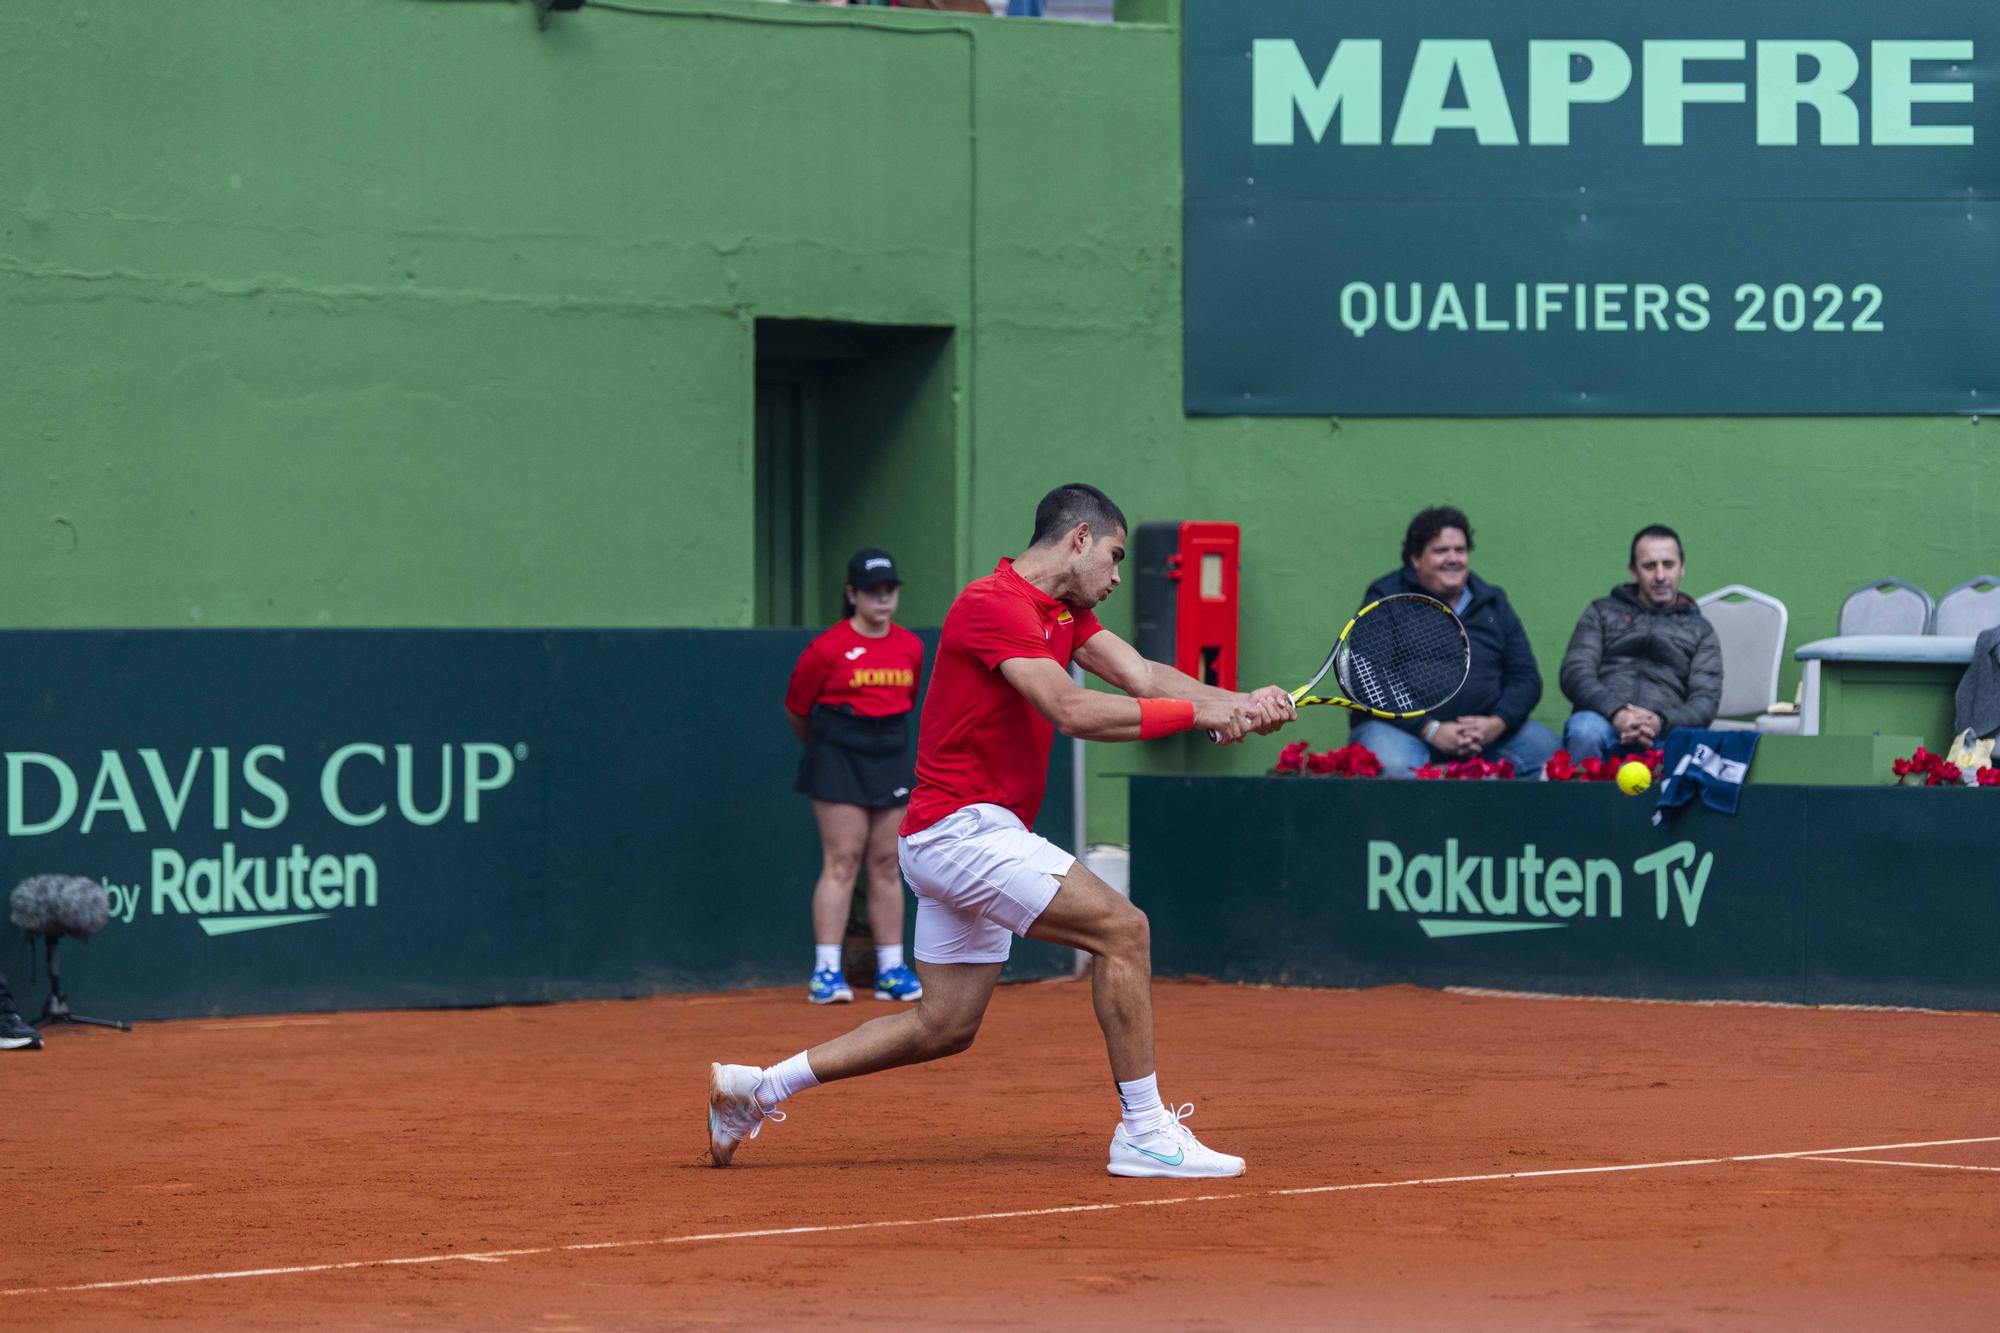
left=1054, top=607, right=1073, bottom=624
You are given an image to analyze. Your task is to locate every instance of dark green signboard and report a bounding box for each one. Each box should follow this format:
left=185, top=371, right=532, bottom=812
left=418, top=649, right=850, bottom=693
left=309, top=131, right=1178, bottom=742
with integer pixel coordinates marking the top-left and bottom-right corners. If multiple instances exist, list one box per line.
left=1184, top=0, right=1997, bottom=415
left=1132, top=776, right=2000, bottom=1011
left=0, top=630, right=1073, bottom=1021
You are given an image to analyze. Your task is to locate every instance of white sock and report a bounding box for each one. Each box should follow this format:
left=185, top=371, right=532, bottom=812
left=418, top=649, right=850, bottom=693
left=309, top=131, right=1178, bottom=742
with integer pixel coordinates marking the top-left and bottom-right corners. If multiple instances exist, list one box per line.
left=1116, top=1072, right=1171, bottom=1138
left=755, top=1051, right=820, bottom=1110
left=814, top=945, right=841, bottom=973
left=875, top=944, right=905, bottom=973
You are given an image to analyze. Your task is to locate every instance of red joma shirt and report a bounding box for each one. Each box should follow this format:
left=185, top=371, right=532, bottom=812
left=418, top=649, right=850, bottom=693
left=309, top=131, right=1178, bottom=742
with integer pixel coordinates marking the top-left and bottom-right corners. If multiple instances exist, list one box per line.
left=784, top=620, right=925, bottom=719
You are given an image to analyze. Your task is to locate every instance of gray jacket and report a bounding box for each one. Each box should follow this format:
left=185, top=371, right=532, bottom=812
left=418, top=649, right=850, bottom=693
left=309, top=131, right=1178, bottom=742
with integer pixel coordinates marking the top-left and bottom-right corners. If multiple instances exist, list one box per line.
left=1559, top=584, right=1723, bottom=730
left=1955, top=626, right=2000, bottom=740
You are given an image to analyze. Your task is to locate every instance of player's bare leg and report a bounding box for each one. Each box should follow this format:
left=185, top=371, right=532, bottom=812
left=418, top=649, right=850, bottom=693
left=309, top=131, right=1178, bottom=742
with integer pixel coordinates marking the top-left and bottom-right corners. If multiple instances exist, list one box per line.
left=808, top=800, right=868, bottom=943
left=1028, top=861, right=1245, bottom=1179
left=1024, top=862, right=1154, bottom=1080
left=862, top=806, right=921, bottom=1001
left=861, top=807, right=905, bottom=946
left=706, top=962, right=1000, bottom=1166
left=807, top=800, right=868, bottom=1002
left=808, top=960, right=1000, bottom=1080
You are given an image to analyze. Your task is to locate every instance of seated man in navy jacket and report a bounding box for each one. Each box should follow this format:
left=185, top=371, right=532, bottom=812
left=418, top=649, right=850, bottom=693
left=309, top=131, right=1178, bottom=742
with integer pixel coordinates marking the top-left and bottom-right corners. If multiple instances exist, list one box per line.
left=1351, top=506, right=1559, bottom=779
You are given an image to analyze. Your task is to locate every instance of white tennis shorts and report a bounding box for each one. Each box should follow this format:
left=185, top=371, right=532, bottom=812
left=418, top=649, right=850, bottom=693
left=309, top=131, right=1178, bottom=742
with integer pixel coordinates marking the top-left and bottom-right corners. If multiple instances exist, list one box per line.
left=898, top=803, right=1075, bottom=965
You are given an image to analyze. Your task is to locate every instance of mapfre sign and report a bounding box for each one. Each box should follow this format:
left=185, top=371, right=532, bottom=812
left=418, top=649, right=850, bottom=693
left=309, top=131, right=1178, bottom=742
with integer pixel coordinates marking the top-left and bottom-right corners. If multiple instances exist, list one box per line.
left=1183, top=0, right=1997, bottom=415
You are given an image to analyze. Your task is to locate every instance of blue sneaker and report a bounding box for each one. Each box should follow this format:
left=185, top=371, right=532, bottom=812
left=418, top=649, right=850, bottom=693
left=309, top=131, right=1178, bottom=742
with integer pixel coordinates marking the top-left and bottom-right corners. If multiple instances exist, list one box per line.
left=808, top=967, right=853, bottom=1005
left=873, top=964, right=923, bottom=1002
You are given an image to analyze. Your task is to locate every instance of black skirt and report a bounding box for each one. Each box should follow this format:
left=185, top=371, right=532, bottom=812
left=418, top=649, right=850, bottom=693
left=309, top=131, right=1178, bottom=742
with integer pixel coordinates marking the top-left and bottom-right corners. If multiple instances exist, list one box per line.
left=796, top=707, right=915, bottom=808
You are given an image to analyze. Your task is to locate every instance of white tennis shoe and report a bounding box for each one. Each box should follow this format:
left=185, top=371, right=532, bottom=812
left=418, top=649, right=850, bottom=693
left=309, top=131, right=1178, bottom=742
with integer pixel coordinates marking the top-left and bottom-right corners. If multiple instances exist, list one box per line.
left=707, top=1062, right=782, bottom=1167
left=1106, top=1102, right=1245, bottom=1179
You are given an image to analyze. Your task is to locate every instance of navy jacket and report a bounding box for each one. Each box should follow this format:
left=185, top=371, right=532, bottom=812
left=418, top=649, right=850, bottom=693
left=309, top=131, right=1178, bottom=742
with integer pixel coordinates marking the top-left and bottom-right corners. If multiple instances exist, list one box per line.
left=1359, top=567, right=1544, bottom=735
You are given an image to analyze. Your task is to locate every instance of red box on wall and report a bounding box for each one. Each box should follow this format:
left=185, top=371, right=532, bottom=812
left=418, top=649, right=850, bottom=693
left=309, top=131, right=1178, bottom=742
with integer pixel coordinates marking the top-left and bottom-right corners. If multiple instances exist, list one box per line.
left=1133, top=520, right=1239, bottom=691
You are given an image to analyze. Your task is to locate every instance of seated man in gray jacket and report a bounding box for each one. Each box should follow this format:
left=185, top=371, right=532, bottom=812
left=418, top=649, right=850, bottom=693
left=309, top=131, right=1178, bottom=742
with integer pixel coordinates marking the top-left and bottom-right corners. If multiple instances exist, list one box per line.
left=1558, top=524, right=1723, bottom=759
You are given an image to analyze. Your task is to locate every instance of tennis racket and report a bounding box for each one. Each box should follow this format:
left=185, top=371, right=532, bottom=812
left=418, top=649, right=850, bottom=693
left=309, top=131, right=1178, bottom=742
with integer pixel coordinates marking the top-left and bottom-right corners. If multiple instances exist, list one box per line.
left=1211, top=593, right=1470, bottom=739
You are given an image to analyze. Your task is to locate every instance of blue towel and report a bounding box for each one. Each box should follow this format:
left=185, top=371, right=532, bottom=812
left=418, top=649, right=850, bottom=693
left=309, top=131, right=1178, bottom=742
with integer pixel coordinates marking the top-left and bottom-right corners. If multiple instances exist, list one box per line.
left=1652, top=728, right=1759, bottom=825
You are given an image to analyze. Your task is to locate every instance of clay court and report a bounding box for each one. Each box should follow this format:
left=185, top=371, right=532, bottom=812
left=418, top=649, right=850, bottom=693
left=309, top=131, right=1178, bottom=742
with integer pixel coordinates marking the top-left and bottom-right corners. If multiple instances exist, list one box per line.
left=5, top=979, right=1996, bottom=1330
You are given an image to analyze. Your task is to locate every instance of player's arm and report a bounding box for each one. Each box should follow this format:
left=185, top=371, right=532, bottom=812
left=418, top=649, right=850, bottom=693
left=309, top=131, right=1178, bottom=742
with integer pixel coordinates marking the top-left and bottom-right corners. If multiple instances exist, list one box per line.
left=997, top=656, right=1256, bottom=743
left=783, top=643, right=828, bottom=744
left=1072, top=628, right=1296, bottom=733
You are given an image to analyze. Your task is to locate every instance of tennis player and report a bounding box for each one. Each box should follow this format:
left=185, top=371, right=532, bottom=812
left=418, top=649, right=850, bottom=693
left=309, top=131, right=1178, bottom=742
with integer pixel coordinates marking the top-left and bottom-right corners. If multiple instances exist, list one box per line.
left=711, top=483, right=1296, bottom=1177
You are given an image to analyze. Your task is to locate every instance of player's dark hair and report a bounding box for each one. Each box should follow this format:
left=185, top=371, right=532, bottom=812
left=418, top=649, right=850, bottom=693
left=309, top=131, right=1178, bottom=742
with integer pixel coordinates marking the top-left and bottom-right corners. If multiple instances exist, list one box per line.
left=1030, top=483, right=1127, bottom=548
left=1629, top=523, right=1684, bottom=568
left=1402, top=506, right=1474, bottom=565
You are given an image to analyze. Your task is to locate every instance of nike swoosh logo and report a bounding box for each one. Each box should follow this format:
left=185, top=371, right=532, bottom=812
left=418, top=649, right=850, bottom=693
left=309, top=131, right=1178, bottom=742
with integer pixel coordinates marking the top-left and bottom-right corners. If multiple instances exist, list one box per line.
left=845, top=647, right=866, bottom=660
left=1131, top=1144, right=1184, bottom=1167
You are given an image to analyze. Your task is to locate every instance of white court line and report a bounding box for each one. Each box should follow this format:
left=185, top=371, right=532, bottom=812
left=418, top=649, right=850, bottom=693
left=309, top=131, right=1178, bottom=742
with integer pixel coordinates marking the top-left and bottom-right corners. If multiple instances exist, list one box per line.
left=195, top=1020, right=336, bottom=1031
left=1796, top=1155, right=2000, bottom=1174
left=1443, top=986, right=1996, bottom=1017
left=4, top=1134, right=1995, bottom=1301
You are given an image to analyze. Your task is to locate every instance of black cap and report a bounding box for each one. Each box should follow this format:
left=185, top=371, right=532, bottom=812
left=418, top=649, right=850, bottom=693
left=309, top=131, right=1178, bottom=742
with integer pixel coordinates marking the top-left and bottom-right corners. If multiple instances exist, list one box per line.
left=846, top=548, right=901, bottom=591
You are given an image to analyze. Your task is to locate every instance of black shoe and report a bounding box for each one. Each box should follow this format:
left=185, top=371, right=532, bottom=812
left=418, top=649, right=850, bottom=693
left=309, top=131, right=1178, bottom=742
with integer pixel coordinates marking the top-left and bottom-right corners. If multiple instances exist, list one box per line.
left=0, top=1011, right=42, bottom=1050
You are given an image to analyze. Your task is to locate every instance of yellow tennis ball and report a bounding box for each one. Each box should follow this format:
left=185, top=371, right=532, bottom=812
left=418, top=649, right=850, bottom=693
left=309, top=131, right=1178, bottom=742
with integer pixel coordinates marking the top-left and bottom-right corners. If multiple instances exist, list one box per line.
left=1617, top=761, right=1652, bottom=796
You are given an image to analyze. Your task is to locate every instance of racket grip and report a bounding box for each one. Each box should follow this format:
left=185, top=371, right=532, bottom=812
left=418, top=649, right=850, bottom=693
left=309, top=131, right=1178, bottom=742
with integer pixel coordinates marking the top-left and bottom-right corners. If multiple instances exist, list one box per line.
left=1207, top=729, right=1223, bottom=744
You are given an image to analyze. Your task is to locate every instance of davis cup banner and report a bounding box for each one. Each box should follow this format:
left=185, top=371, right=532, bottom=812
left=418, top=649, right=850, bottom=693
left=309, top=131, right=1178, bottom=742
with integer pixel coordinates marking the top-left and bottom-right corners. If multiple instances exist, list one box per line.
left=1183, top=1, right=1997, bottom=415
left=0, top=629, right=1073, bottom=1020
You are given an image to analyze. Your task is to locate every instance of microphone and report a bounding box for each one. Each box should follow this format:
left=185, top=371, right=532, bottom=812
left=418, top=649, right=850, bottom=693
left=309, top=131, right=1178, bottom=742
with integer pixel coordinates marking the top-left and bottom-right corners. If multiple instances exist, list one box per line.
left=9, top=875, right=128, bottom=1032
left=9, top=875, right=111, bottom=939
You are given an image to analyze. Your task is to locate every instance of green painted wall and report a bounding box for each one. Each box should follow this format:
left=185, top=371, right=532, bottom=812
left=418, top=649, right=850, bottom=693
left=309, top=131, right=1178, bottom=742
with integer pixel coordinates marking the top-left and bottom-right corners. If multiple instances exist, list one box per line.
left=5, top=0, right=1990, bottom=843
left=3, top=0, right=980, bottom=627
left=805, top=324, right=960, bottom=626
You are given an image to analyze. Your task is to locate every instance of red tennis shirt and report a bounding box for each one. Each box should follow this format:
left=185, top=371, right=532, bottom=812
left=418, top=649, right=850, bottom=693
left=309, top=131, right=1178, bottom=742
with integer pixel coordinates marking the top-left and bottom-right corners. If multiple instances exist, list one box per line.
left=784, top=620, right=925, bottom=719
left=900, top=558, right=1102, bottom=835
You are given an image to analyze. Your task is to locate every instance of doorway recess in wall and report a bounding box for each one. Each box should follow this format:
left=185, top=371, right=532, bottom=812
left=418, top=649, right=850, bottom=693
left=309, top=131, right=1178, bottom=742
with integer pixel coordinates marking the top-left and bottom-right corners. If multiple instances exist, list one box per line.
left=753, top=320, right=957, bottom=628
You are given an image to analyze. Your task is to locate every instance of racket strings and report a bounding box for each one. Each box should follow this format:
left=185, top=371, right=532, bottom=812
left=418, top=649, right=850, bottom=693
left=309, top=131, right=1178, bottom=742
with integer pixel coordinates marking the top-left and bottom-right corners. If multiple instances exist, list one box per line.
left=1338, top=598, right=1468, bottom=713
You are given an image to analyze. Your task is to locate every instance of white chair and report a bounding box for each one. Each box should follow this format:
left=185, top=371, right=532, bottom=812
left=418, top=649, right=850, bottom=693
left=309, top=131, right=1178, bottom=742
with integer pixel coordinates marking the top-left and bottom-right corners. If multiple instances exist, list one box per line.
left=1934, top=576, right=2000, bottom=637
left=1696, top=585, right=1798, bottom=733
left=1837, top=578, right=1934, bottom=636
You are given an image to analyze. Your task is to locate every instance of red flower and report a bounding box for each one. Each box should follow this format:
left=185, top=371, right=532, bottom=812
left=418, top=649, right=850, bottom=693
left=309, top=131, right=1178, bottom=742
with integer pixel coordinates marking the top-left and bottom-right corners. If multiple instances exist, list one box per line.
left=1417, top=756, right=1520, bottom=781
left=1319, top=743, right=1382, bottom=777
left=1544, top=747, right=1661, bottom=782
left=1274, top=741, right=1385, bottom=778
left=1890, top=747, right=1989, bottom=787
left=1273, top=741, right=1309, bottom=775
